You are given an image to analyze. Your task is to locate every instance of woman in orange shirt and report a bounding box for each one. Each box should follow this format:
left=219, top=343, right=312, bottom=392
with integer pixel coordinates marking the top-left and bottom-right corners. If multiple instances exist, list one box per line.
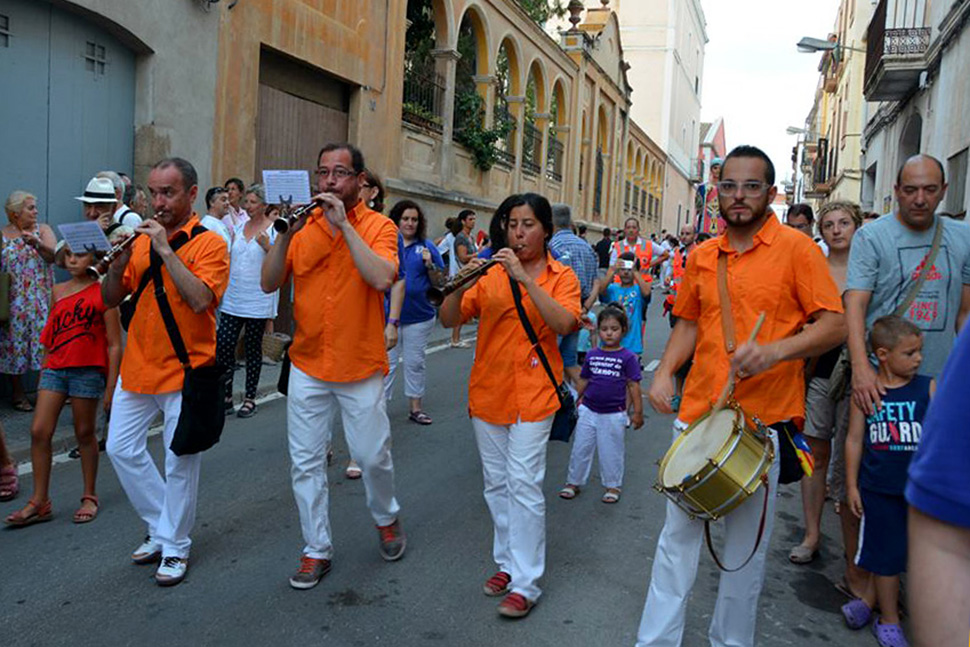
left=440, top=193, right=580, bottom=619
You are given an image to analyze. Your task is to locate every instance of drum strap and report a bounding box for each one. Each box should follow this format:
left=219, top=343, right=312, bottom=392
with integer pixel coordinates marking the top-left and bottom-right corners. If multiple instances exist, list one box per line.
left=704, top=473, right=770, bottom=573
left=717, top=253, right=736, bottom=353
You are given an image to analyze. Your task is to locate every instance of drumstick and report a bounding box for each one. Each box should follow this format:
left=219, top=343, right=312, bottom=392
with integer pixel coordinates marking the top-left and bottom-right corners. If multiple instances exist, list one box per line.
left=712, top=311, right=767, bottom=413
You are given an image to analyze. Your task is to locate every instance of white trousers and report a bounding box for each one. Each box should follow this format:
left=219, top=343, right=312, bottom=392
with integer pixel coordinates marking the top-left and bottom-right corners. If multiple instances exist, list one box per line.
left=106, top=381, right=201, bottom=559
left=636, top=422, right=781, bottom=647
left=384, top=317, right=436, bottom=400
left=288, top=365, right=400, bottom=559
left=472, top=416, right=553, bottom=601
left=565, top=405, right=628, bottom=488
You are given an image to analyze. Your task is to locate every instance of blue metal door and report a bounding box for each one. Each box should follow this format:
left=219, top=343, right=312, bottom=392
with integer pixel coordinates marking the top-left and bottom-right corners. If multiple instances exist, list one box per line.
left=0, top=0, right=135, bottom=229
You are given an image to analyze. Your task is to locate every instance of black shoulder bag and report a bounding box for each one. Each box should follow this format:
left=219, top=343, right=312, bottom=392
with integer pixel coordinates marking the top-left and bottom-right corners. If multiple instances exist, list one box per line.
left=148, top=242, right=232, bottom=456
left=119, top=227, right=207, bottom=331
left=508, top=277, right=578, bottom=443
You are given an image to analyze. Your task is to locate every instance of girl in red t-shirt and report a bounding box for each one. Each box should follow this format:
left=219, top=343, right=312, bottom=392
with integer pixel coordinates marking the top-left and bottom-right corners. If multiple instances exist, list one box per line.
left=5, top=243, right=122, bottom=527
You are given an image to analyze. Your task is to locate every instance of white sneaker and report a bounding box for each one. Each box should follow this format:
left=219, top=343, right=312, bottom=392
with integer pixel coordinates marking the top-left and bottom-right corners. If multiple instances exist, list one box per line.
left=154, top=556, right=189, bottom=586
left=131, top=536, right=162, bottom=565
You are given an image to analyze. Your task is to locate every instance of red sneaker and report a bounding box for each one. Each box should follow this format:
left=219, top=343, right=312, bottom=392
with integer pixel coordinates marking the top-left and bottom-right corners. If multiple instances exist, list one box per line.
left=377, top=519, right=407, bottom=561
left=289, top=555, right=332, bottom=590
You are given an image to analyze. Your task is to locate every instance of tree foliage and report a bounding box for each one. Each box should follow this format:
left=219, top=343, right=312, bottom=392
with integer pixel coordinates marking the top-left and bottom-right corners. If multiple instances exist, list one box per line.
left=515, top=0, right=568, bottom=25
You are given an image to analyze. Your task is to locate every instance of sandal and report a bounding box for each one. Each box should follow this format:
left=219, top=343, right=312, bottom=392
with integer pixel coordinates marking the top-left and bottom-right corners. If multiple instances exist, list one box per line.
left=558, top=484, right=580, bottom=500
left=602, top=488, right=621, bottom=504
left=11, top=398, right=33, bottom=412
left=73, top=495, right=99, bottom=524
left=5, top=499, right=53, bottom=527
left=224, top=395, right=235, bottom=412
left=345, top=461, right=362, bottom=480
left=237, top=400, right=257, bottom=418
left=842, top=598, right=874, bottom=630
left=0, top=465, right=19, bottom=502
left=789, top=543, right=819, bottom=564
left=408, top=410, right=433, bottom=425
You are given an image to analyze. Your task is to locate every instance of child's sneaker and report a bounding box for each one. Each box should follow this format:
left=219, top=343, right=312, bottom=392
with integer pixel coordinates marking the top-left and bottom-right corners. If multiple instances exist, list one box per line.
left=872, top=618, right=909, bottom=647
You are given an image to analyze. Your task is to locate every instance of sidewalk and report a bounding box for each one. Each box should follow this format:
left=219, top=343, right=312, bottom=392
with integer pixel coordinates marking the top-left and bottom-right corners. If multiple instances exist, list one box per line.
left=1, top=319, right=477, bottom=467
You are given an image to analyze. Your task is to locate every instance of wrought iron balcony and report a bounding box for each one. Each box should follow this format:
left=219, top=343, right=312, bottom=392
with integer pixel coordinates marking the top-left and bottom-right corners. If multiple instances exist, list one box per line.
left=864, top=0, right=932, bottom=101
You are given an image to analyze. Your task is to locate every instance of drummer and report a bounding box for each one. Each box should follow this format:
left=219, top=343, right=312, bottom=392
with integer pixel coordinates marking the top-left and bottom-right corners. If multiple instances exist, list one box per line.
left=635, top=145, right=845, bottom=647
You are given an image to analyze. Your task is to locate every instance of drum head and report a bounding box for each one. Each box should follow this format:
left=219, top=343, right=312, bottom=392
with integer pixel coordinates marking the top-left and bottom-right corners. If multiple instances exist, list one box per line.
left=662, top=408, right=738, bottom=487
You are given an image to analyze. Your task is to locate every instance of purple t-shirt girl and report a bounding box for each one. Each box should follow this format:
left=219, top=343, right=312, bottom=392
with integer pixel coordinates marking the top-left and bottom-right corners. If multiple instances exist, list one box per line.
left=580, top=347, right=642, bottom=414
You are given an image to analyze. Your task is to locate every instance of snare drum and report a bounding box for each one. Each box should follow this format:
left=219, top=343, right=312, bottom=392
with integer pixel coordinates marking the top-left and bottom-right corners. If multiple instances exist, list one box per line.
left=655, top=403, right=774, bottom=521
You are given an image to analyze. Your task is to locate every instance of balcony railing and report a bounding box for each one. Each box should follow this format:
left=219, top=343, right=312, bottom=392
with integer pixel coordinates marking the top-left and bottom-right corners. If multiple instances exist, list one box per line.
left=522, top=122, right=542, bottom=176
left=546, top=138, right=564, bottom=182
left=402, top=58, right=445, bottom=134
left=864, top=0, right=932, bottom=101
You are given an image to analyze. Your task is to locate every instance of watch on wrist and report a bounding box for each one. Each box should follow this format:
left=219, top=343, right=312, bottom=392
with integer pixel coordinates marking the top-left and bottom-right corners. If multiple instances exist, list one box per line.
left=388, top=318, right=400, bottom=328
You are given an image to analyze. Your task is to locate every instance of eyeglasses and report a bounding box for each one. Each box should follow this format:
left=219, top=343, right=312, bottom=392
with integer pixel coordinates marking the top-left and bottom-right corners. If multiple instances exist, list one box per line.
left=314, top=167, right=356, bottom=180
left=717, top=181, right=770, bottom=197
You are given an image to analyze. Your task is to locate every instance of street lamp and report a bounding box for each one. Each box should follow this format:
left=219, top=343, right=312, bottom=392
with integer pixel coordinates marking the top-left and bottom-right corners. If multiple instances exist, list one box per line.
left=786, top=126, right=810, bottom=136
left=796, top=36, right=867, bottom=54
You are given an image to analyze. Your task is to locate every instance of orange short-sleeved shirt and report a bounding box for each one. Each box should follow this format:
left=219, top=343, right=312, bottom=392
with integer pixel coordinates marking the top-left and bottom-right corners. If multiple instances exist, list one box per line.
left=120, top=215, right=229, bottom=394
left=673, top=214, right=843, bottom=425
left=285, top=201, right=398, bottom=383
left=461, top=255, right=581, bottom=425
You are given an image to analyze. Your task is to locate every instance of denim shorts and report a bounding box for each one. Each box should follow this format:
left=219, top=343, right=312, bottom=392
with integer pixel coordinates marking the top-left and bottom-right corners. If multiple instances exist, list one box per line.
left=38, top=367, right=106, bottom=399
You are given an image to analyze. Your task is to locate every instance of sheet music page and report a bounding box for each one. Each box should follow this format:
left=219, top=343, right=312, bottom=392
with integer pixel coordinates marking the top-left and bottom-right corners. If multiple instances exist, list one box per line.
left=262, top=170, right=312, bottom=206
left=57, top=221, right=112, bottom=253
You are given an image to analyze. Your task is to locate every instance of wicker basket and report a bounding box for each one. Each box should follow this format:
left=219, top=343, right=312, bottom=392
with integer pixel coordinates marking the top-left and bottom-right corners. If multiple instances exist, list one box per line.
left=262, top=332, right=292, bottom=363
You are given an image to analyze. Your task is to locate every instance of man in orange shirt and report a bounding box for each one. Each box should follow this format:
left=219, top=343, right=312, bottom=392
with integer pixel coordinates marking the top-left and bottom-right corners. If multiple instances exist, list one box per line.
left=261, top=143, right=404, bottom=591
left=609, top=217, right=669, bottom=286
left=102, top=158, right=229, bottom=587
left=635, top=146, right=845, bottom=646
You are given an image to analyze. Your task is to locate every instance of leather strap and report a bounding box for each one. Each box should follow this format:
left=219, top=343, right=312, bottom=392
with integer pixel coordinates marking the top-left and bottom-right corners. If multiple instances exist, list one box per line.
left=717, top=252, right=736, bottom=353
left=704, top=475, right=770, bottom=573
left=123, top=225, right=208, bottom=326
left=893, top=217, right=945, bottom=318
left=145, top=225, right=210, bottom=370
left=508, top=276, right=568, bottom=407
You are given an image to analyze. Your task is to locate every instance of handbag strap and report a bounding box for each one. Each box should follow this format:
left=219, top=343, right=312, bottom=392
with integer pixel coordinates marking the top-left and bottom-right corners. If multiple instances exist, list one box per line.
left=145, top=225, right=210, bottom=370
left=717, top=252, right=737, bottom=354
left=508, top=276, right=567, bottom=405
left=893, top=216, right=945, bottom=318
left=126, top=226, right=208, bottom=325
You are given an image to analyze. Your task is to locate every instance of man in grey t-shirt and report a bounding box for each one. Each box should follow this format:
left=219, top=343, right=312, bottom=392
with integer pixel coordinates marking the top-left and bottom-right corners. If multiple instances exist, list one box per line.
left=846, top=154, right=970, bottom=414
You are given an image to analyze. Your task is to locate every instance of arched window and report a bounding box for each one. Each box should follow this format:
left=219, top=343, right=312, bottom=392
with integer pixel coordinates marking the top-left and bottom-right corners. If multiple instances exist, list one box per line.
left=403, top=0, right=445, bottom=132
left=493, top=39, right=519, bottom=168
left=453, top=9, right=488, bottom=134
left=522, top=62, right=545, bottom=176
left=546, top=80, right=567, bottom=183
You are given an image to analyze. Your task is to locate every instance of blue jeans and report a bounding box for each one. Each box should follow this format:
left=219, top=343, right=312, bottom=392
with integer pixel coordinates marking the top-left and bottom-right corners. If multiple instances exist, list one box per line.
left=558, top=331, right=580, bottom=368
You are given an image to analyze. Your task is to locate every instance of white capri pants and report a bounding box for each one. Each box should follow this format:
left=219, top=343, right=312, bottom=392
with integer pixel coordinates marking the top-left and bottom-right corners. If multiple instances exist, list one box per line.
left=472, top=415, right=553, bottom=602
left=636, top=421, right=780, bottom=647
left=384, top=317, right=436, bottom=400
left=287, top=365, right=400, bottom=560
left=106, top=381, right=201, bottom=559
left=565, top=404, right=627, bottom=488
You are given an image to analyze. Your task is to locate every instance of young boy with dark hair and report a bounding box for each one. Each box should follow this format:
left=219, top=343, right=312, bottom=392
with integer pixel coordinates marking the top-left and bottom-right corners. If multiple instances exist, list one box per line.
left=842, top=315, right=935, bottom=647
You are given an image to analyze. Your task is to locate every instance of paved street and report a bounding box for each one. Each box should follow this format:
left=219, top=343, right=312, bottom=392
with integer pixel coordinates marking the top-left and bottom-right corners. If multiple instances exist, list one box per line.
left=1, top=308, right=875, bottom=647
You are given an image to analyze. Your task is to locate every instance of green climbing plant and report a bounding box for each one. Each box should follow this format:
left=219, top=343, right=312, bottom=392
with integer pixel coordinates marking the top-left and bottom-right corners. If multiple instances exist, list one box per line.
left=515, top=0, right=568, bottom=25
left=454, top=92, right=514, bottom=172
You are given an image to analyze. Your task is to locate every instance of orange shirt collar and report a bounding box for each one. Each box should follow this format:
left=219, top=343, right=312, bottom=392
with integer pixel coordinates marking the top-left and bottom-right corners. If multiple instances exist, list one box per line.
left=166, top=213, right=202, bottom=240
left=716, top=209, right=779, bottom=253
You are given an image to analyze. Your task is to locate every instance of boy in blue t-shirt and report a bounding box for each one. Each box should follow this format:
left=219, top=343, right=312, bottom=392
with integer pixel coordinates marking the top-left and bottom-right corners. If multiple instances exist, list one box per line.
left=595, top=251, right=650, bottom=361
left=843, top=315, right=934, bottom=646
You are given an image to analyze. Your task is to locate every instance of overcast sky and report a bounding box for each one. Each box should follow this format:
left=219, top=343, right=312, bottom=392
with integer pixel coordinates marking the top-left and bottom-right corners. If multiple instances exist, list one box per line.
left=700, top=0, right=842, bottom=186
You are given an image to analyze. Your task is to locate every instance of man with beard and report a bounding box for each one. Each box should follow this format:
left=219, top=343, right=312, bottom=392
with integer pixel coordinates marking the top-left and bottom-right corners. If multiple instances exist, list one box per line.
left=102, top=158, right=229, bottom=587
left=261, top=143, right=405, bottom=590
left=635, top=145, right=845, bottom=646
